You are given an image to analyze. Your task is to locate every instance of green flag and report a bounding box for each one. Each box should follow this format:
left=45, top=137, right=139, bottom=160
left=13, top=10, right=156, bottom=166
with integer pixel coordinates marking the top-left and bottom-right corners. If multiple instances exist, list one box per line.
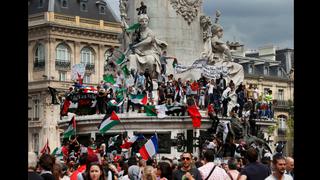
left=121, top=65, right=130, bottom=77
left=126, top=23, right=141, bottom=32
left=103, top=74, right=116, bottom=84
left=144, top=105, right=157, bottom=116
left=116, top=53, right=126, bottom=65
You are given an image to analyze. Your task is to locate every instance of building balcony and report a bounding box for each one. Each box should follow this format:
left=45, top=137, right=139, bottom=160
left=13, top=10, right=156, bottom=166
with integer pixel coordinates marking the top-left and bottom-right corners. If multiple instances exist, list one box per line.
left=55, top=60, right=71, bottom=70
left=85, top=63, right=95, bottom=72
left=273, top=100, right=292, bottom=110
left=33, top=61, right=45, bottom=70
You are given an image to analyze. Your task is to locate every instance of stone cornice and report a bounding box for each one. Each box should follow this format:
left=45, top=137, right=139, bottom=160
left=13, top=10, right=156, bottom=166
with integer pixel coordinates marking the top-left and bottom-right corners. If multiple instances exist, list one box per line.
left=29, top=23, right=121, bottom=45
left=58, top=114, right=277, bottom=133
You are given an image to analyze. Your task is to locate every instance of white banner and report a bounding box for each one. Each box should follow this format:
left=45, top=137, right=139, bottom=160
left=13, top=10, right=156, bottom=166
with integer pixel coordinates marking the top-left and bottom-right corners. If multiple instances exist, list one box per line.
left=175, top=59, right=230, bottom=79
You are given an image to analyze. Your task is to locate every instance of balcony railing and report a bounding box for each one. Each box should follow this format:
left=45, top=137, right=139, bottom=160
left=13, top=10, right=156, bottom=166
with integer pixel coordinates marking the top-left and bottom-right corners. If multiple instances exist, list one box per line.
left=273, top=100, right=290, bottom=107
left=85, top=63, right=95, bottom=71
left=55, top=60, right=71, bottom=70
left=33, top=61, right=45, bottom=69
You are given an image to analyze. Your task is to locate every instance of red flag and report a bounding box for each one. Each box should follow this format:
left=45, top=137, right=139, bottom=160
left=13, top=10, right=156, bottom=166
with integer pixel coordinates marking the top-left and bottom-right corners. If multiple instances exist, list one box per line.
left=40, top=139, right=51, bottom=155
left=188, top=105, right=202, bottom=128
left=60, top=99, right=71, bottom=116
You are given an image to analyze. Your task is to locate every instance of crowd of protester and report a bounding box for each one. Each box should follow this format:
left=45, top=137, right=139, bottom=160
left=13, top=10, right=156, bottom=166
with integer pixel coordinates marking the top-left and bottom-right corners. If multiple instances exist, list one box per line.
left=63, top=66, right=275, bottom=120
left=29, top=138, right=294, bottom=180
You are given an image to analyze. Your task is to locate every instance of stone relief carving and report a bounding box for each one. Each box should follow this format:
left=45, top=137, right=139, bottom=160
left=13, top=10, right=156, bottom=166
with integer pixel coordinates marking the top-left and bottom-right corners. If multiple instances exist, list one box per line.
left=200, top=15, right=212, bottom=41
left=170, top=0, right=202, bottom=25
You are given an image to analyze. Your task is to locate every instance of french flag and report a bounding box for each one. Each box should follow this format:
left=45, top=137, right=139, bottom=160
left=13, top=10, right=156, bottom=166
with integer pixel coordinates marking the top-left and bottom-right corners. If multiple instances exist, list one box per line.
left=139, top=135, right=158, bottom=160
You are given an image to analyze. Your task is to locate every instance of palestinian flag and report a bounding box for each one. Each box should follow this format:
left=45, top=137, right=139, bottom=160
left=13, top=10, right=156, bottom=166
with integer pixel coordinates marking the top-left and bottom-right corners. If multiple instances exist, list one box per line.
left=187, top=105, right=202, bottom=128
left=116, top=53, right=126, bottom=65
left=108, top=99, right=119, bottom=107
left=130, top=94, right=147, bottom=105
left=63, top=116, right=76, bottom=138
left=126, top=23, right=141, bottom=32
left=121, top=65, right=130, bottom=77
left=103, top=74, right=116, bottom=84
left=40, top=139, right=50, bottom=155
left=98, top=111, right=120, bottom=134
left=51, top=147, right=64, bottom=161
left=120, top=135, right=139, bottom=149
left=145, top=105, right=157, bottom=116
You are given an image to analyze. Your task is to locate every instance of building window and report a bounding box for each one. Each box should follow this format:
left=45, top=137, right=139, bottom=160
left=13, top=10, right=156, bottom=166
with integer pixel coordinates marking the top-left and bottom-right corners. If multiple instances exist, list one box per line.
left=61, top=0, right=68, bottom=8
left=278, top=67, right=282, bottom=77
left=99, top=6, right=106, bottom=14
left=59, top=71, right=67, bottom=81
left=33, top=99, right=40, bottom=120
left=38, top=0, right=43, bottom=8
left=81, top=47, right=94, bottom=65
left=248, top=65, right=253, bottom=74
left=80, top=2, right=88, bottom=12
left=278, top=89, right=284, bottom=100
left=83, top=74, right=90, bottom=84
left=264, top=66, right=269, bottom=75
left=32, top=133, right=39, bottom=154
left=56, top=44, right=70, bottom=62
left=34, top=44, right=45, bottom=68
left=28, top=96, right=32, bottom=120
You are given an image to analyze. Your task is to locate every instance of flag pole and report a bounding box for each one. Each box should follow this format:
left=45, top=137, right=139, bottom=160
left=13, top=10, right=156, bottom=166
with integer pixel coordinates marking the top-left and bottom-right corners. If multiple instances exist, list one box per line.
left=119, top=119, right=127, bottom=133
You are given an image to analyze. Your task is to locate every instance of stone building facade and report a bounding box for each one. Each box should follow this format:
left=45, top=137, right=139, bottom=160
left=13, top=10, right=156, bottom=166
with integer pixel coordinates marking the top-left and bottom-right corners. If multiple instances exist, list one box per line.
left=28, top=0, right=122, bottom=154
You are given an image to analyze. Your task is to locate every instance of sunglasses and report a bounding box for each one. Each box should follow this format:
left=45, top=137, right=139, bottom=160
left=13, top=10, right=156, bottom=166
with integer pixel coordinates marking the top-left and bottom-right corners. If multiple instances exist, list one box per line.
left=181, top=157, right=191, bottom=161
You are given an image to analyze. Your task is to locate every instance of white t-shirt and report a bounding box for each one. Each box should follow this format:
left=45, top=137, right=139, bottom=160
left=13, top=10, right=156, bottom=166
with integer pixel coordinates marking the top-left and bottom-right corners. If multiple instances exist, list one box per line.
left=265, top=174, right=293, bottom=180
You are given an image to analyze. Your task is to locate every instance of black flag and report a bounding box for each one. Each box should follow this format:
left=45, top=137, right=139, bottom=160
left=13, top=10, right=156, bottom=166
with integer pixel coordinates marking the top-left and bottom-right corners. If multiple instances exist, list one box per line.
left=48, top=86, right=60, bottom=105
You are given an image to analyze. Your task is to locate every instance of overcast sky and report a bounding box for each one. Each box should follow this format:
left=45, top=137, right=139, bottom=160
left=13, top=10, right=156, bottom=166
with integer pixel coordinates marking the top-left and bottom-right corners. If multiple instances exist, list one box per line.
left=107, top=0, right=293, bottom=50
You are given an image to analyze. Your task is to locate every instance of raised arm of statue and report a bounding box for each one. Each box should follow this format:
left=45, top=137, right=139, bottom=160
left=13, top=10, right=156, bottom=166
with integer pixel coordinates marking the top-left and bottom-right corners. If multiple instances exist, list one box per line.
left=120, top=17, right=129, bottom=30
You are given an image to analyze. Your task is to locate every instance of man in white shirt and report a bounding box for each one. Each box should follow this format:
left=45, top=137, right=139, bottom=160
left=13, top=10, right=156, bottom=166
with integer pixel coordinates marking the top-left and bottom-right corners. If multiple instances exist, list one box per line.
left=265, top=153, right=293, bottom=180
left=198, top=149, right=230, bottom=180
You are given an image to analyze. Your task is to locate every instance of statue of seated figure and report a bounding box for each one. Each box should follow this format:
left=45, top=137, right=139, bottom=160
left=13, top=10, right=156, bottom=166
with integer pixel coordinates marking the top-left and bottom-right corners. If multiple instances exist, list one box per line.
left=201, top=11, right=244, bottom=87
left=122, top=14, right=167, bottom=79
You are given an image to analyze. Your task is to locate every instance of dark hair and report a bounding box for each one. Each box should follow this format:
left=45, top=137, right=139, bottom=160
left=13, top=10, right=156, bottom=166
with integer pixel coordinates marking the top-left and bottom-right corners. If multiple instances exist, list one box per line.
left=85, top=162, right=106, bottom=180
left=39, top=154, right=56, bottom=171
left=146, top=158, right=153, bottom=166
left=157, top=162, right=172, bottom=180
left=227, top=158, right=238, bottom=170
left=128, top=156, right=138, bottom=166
left=182, top=152, right=193, bottom=158
left=204, top=150, right=215, bottom=162
left=245, top=147, right=258, bottom=163
left=79, top=153, right=88, bottom=165
left=272, top=153, right=286, bottom=165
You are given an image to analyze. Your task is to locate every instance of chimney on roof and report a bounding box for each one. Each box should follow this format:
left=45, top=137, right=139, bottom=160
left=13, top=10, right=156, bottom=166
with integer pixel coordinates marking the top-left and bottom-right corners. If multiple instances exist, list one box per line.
left=258, top=45, right=276, bottom=61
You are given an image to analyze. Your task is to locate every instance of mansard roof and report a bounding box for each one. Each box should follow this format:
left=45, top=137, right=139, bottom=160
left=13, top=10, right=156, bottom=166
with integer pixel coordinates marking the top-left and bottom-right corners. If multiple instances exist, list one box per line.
left=28, top=0, right=119, bottom=23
